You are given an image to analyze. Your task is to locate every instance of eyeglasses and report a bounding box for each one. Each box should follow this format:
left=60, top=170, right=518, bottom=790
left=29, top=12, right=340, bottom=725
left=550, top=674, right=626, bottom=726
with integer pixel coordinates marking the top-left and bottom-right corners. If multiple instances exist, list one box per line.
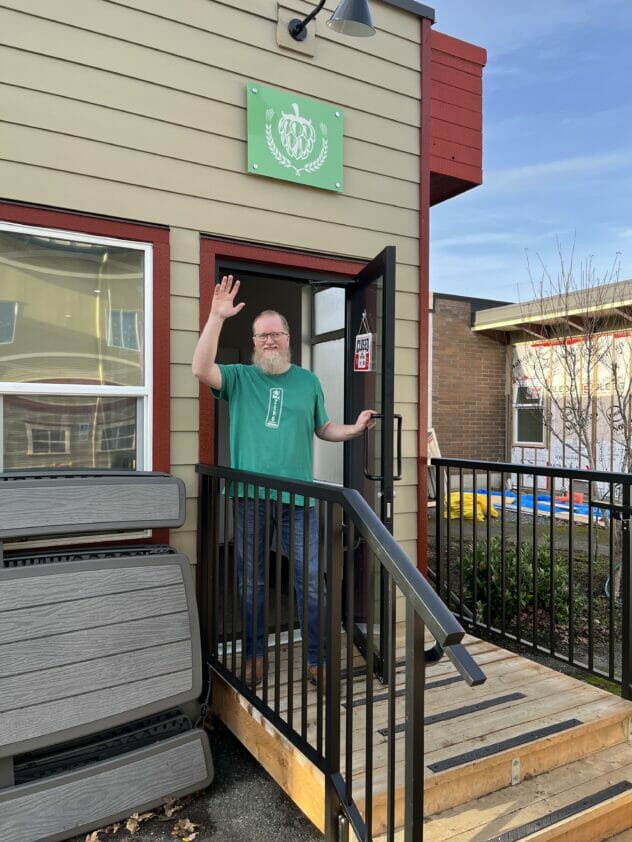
left=253, top=331, right=289, bottom=342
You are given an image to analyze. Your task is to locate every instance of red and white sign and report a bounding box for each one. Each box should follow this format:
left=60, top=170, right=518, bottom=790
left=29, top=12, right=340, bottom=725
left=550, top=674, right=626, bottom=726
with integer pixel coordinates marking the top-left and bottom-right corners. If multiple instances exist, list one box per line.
left=354, top=332, right=374, bottom=372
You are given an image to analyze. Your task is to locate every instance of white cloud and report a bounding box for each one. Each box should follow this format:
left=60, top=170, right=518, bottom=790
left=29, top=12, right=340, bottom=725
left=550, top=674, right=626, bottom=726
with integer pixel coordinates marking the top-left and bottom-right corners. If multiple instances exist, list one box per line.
left=487, top=150, right=632, bottom=190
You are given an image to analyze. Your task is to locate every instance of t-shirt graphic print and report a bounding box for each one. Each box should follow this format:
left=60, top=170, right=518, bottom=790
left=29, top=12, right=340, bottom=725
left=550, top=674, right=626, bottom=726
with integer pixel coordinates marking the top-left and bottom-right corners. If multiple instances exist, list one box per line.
left=266, top=387, right=283, bottom=428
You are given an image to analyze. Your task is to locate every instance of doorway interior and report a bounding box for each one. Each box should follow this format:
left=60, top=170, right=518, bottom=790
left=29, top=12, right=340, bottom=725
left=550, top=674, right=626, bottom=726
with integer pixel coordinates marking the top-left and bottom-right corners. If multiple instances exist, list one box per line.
left=201, top=243, right=397, bottom=680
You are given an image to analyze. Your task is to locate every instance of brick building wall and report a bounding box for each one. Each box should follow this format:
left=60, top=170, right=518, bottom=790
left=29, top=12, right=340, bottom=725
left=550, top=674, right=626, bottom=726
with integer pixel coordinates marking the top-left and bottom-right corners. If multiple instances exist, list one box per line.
left=431, top=294, right=508, bottom=461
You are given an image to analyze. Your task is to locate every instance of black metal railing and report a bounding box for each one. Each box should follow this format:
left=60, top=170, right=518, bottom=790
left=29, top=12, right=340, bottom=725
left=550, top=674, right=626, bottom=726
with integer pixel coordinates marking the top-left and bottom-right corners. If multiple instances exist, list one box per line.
left=429, top=458, right=632, bottom=699
left=197, top=463, right=484, bottom=841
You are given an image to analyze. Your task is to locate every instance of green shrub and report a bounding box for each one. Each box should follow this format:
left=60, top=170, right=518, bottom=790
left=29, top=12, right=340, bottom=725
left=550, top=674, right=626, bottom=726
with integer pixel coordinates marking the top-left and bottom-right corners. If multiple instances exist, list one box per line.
left=459, top=537, right=587, bottom=629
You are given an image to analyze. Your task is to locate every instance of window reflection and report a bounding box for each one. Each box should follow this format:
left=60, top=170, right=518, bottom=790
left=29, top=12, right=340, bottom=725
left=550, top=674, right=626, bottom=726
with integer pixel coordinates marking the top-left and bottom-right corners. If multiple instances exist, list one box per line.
left=0, top=301, right=17, bottom=344
left=4, top=395, right=137, bottom=470
left=0, top=230, right=144, bottom=386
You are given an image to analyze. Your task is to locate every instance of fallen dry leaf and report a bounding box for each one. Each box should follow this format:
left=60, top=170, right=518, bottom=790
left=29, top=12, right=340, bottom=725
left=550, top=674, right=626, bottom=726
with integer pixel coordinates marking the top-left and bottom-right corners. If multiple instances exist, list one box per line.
left=171, top=817, right=198, bottom=838
left=85, top=833, right=100, bottom=842
left=163, top=798, right=184, bottom=818
left=125, top=817, right=140, bottom=835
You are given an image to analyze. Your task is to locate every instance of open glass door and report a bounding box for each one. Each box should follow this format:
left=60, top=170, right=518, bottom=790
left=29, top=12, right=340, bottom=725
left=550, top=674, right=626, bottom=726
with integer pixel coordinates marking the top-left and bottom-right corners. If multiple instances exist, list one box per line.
left=310, top=247, right=397, bottom=680
left=344, top=246, right=397, bottom=681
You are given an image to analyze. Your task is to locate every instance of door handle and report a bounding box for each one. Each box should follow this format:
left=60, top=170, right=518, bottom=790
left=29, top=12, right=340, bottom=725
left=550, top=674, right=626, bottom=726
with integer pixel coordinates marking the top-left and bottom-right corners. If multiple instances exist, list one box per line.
left=363, top=412, right=383, bottom=481
left=394, top=413, right=403, bottom=481
left=363, top=413, right=403, bottom=481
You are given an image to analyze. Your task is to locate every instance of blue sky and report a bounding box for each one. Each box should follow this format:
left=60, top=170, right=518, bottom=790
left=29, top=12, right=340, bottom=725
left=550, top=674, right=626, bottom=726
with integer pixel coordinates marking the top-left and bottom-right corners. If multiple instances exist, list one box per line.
left=429, top=0, right=632, bottom=302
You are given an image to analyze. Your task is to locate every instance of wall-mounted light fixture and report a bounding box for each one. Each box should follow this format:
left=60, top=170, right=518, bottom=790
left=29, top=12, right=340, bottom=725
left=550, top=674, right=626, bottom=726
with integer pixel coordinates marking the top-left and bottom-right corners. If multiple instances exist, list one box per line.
left=288, top=0, right=375, bottom=41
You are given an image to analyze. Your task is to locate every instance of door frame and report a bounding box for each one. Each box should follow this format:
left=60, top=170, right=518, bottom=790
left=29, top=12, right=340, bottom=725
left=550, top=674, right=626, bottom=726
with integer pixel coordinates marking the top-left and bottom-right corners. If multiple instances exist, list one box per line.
left=198, top=238, right=366, bottom=465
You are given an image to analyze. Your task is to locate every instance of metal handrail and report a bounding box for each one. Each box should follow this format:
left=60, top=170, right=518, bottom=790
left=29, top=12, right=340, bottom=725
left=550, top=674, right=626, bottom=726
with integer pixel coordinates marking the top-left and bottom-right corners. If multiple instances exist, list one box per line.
left=432, top=457, right=632, bottom=486
left=196, top=463, right=485, bottom=840
left=197, top=463, right=481, bottom=681
left=429, top=457, right=632, bottom=699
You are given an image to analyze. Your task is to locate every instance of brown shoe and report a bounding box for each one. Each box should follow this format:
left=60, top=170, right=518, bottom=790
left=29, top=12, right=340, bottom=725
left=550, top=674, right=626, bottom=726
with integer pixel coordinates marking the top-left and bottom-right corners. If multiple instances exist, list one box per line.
left=244, top=656, right=264, bottom=686
left=307, top=664, right=326, bottom=690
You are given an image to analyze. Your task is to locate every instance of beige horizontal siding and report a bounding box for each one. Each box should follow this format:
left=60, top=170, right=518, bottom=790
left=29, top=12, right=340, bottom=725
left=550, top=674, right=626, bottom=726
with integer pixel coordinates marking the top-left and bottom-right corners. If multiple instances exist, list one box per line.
left=171, top=399, right=199, bottom=433
left=393, top=512, right=417, bottom=541
left=169, top=529, right=198, bottom=566
left=0, top=121, right=419, bottom=235
left=395, top=375, right=418, bottom=403
left=171, top=262, right=201, bottom=299
left=0, top=46, right=420, bottom=159
left=170, top=228, right=200, bottom=266
left=396, top=292, right=421, bottom=320
left=171, top=365, right=199, bottom=399
left=171, top=432, right=199, bottom=466
left=0, top=0, right=422, bottom=557
left=0, top=83, right=420, bottom=202
left=210, top=0, right=423, bottom=45
left=171, top=296, right=198, bottom=333
left=0, top=161, right=420, bottom=266
left=395, top=320, right=419, bottom=348
left=170, top=464, right=198, bottom=499
left=395, top=347, right=418, bottom=376
left=0, top=7, right=420, bottom=127
left=170, top=331, right=198, bottom=367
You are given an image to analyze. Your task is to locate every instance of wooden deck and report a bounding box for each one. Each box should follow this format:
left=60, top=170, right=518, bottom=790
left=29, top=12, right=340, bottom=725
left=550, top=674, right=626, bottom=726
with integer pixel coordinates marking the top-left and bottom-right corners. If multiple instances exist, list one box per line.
left=212, top=632, right=632, bottom=840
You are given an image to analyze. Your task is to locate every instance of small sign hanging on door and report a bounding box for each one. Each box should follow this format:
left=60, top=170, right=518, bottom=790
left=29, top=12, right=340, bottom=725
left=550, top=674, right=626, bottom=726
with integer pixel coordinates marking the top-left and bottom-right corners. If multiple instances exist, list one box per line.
left=354, top=333, right=373, bottom=372
left=354, top=310, right=375, bottom=372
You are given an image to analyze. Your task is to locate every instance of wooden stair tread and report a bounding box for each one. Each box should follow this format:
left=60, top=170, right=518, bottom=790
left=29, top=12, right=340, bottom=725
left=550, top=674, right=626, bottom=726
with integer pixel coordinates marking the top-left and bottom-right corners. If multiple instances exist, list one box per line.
left=423, top=741, right=632, bottom=842
left=213, top=629, right=632, bottom=838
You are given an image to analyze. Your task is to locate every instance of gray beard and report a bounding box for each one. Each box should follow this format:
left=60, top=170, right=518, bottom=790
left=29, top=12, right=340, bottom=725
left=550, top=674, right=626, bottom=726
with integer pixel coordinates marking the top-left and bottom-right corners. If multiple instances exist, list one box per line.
left=252, top=347, right=291, bottom=375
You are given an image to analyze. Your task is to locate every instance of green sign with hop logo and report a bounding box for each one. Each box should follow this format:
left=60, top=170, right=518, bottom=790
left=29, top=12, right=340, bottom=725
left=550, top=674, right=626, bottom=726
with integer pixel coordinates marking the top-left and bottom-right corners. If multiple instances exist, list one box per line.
left=246, top=82, right=344, bottom=193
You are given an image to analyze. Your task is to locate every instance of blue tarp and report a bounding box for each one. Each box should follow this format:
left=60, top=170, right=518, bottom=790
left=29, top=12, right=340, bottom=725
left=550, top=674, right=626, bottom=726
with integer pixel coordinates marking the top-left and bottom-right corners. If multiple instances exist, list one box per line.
left=476, top=489, right=606, bottom=520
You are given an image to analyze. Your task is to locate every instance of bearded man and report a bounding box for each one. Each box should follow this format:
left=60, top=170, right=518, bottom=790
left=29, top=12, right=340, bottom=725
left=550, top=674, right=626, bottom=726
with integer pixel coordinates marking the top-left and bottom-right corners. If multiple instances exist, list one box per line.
left=192, top=274, right=375, bottom=687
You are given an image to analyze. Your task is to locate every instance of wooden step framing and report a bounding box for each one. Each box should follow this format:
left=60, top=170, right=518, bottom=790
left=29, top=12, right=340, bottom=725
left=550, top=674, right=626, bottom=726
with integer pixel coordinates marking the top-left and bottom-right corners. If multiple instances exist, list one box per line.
left=211, top=632, right=632, bottom=840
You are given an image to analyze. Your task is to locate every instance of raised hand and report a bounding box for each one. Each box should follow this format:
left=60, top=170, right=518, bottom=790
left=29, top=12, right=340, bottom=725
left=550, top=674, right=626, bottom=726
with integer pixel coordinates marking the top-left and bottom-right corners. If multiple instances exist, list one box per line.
left=211, top=274, right=246, bottom=320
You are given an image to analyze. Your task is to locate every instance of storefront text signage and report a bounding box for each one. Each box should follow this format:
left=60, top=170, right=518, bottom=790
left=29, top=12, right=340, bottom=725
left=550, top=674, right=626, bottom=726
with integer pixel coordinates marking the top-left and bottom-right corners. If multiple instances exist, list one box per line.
left=247, top=82, right=344, bottom=193
left=354, top=333, right=374, bottom=372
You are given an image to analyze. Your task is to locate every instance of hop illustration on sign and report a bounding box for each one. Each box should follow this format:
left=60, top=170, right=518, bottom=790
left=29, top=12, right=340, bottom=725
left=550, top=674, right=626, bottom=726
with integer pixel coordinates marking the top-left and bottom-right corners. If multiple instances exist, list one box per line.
left=266, top=105, right=328, bottom=176
left=279, top=103, right=316, bottom=160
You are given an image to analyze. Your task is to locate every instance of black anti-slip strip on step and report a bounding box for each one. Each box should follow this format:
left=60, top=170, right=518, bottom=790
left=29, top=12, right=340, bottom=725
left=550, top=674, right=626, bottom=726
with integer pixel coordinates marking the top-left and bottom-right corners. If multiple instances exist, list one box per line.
left=345, top=674, right=465, bottom=709
left=488, top=780, right=632, bottom=842
left=427, top=718, right=582, bottom=772
left=378, top=692, right=526, bottom=737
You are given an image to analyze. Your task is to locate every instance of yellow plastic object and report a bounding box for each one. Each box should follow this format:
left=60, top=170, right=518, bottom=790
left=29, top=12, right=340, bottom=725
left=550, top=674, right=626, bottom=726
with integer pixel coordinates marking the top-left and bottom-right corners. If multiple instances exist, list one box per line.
left=444, top=492, right=499, bottom=521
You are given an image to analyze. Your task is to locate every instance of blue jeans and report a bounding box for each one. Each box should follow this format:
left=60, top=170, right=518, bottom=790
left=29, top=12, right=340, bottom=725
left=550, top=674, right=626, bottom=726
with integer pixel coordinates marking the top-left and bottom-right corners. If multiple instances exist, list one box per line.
left=235, top=499, right=323, bottom=665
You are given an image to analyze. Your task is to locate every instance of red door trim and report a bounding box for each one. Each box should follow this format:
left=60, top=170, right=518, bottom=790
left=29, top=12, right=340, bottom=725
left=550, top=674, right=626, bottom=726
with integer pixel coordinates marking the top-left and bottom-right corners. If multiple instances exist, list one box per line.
left=417, top=19, right=432, bottom=576
left=198, top=238, right=365, bottom=465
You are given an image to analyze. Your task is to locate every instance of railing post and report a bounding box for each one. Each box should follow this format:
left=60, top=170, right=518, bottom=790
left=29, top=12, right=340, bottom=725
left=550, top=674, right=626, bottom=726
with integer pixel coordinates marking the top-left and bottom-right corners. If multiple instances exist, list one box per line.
left=621, top=483, right=632, bottom=700
left=405, top=604, right=425, bottom=842
left=197, top=473, right=211, bottom=659
left=325, top=503, right=344, bottom=840
left=435, top=463, right=443, bottom=598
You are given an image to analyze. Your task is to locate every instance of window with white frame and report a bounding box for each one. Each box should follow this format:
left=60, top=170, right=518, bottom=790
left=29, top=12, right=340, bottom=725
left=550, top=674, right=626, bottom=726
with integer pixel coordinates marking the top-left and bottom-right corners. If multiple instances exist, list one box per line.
left=26, top=424, right=71, bottom=455
left=108, top=309, right=140, bottom=351
left=0, top=223, right=152, bottom=471
left=99, top=421, right=136, bottom=452
left=513, top=384, right=545, bottom=446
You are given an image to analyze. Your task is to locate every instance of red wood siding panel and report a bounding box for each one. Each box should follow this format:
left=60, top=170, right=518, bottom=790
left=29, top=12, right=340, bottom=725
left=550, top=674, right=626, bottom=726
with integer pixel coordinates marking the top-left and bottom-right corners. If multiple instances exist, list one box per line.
left=429, top=30, right=487, bottom=205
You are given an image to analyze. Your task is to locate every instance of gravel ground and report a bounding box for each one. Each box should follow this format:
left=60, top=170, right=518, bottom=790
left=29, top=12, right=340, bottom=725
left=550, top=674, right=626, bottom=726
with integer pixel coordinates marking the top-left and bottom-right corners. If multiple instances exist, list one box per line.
left=67, top=719, right=324, bottom=842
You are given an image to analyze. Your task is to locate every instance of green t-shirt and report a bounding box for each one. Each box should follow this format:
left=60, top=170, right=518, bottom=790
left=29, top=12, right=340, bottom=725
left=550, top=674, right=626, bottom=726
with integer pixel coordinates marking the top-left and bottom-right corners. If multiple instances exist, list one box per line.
left=214, top=363, right=329, bottom=503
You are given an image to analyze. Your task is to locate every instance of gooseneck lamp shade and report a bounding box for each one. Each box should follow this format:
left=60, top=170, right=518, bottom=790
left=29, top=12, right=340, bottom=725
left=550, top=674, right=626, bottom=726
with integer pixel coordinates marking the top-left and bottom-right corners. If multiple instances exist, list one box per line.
left=288, top=0, right=375, bottom=41
left=327, top=0, right=375, bottom=37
